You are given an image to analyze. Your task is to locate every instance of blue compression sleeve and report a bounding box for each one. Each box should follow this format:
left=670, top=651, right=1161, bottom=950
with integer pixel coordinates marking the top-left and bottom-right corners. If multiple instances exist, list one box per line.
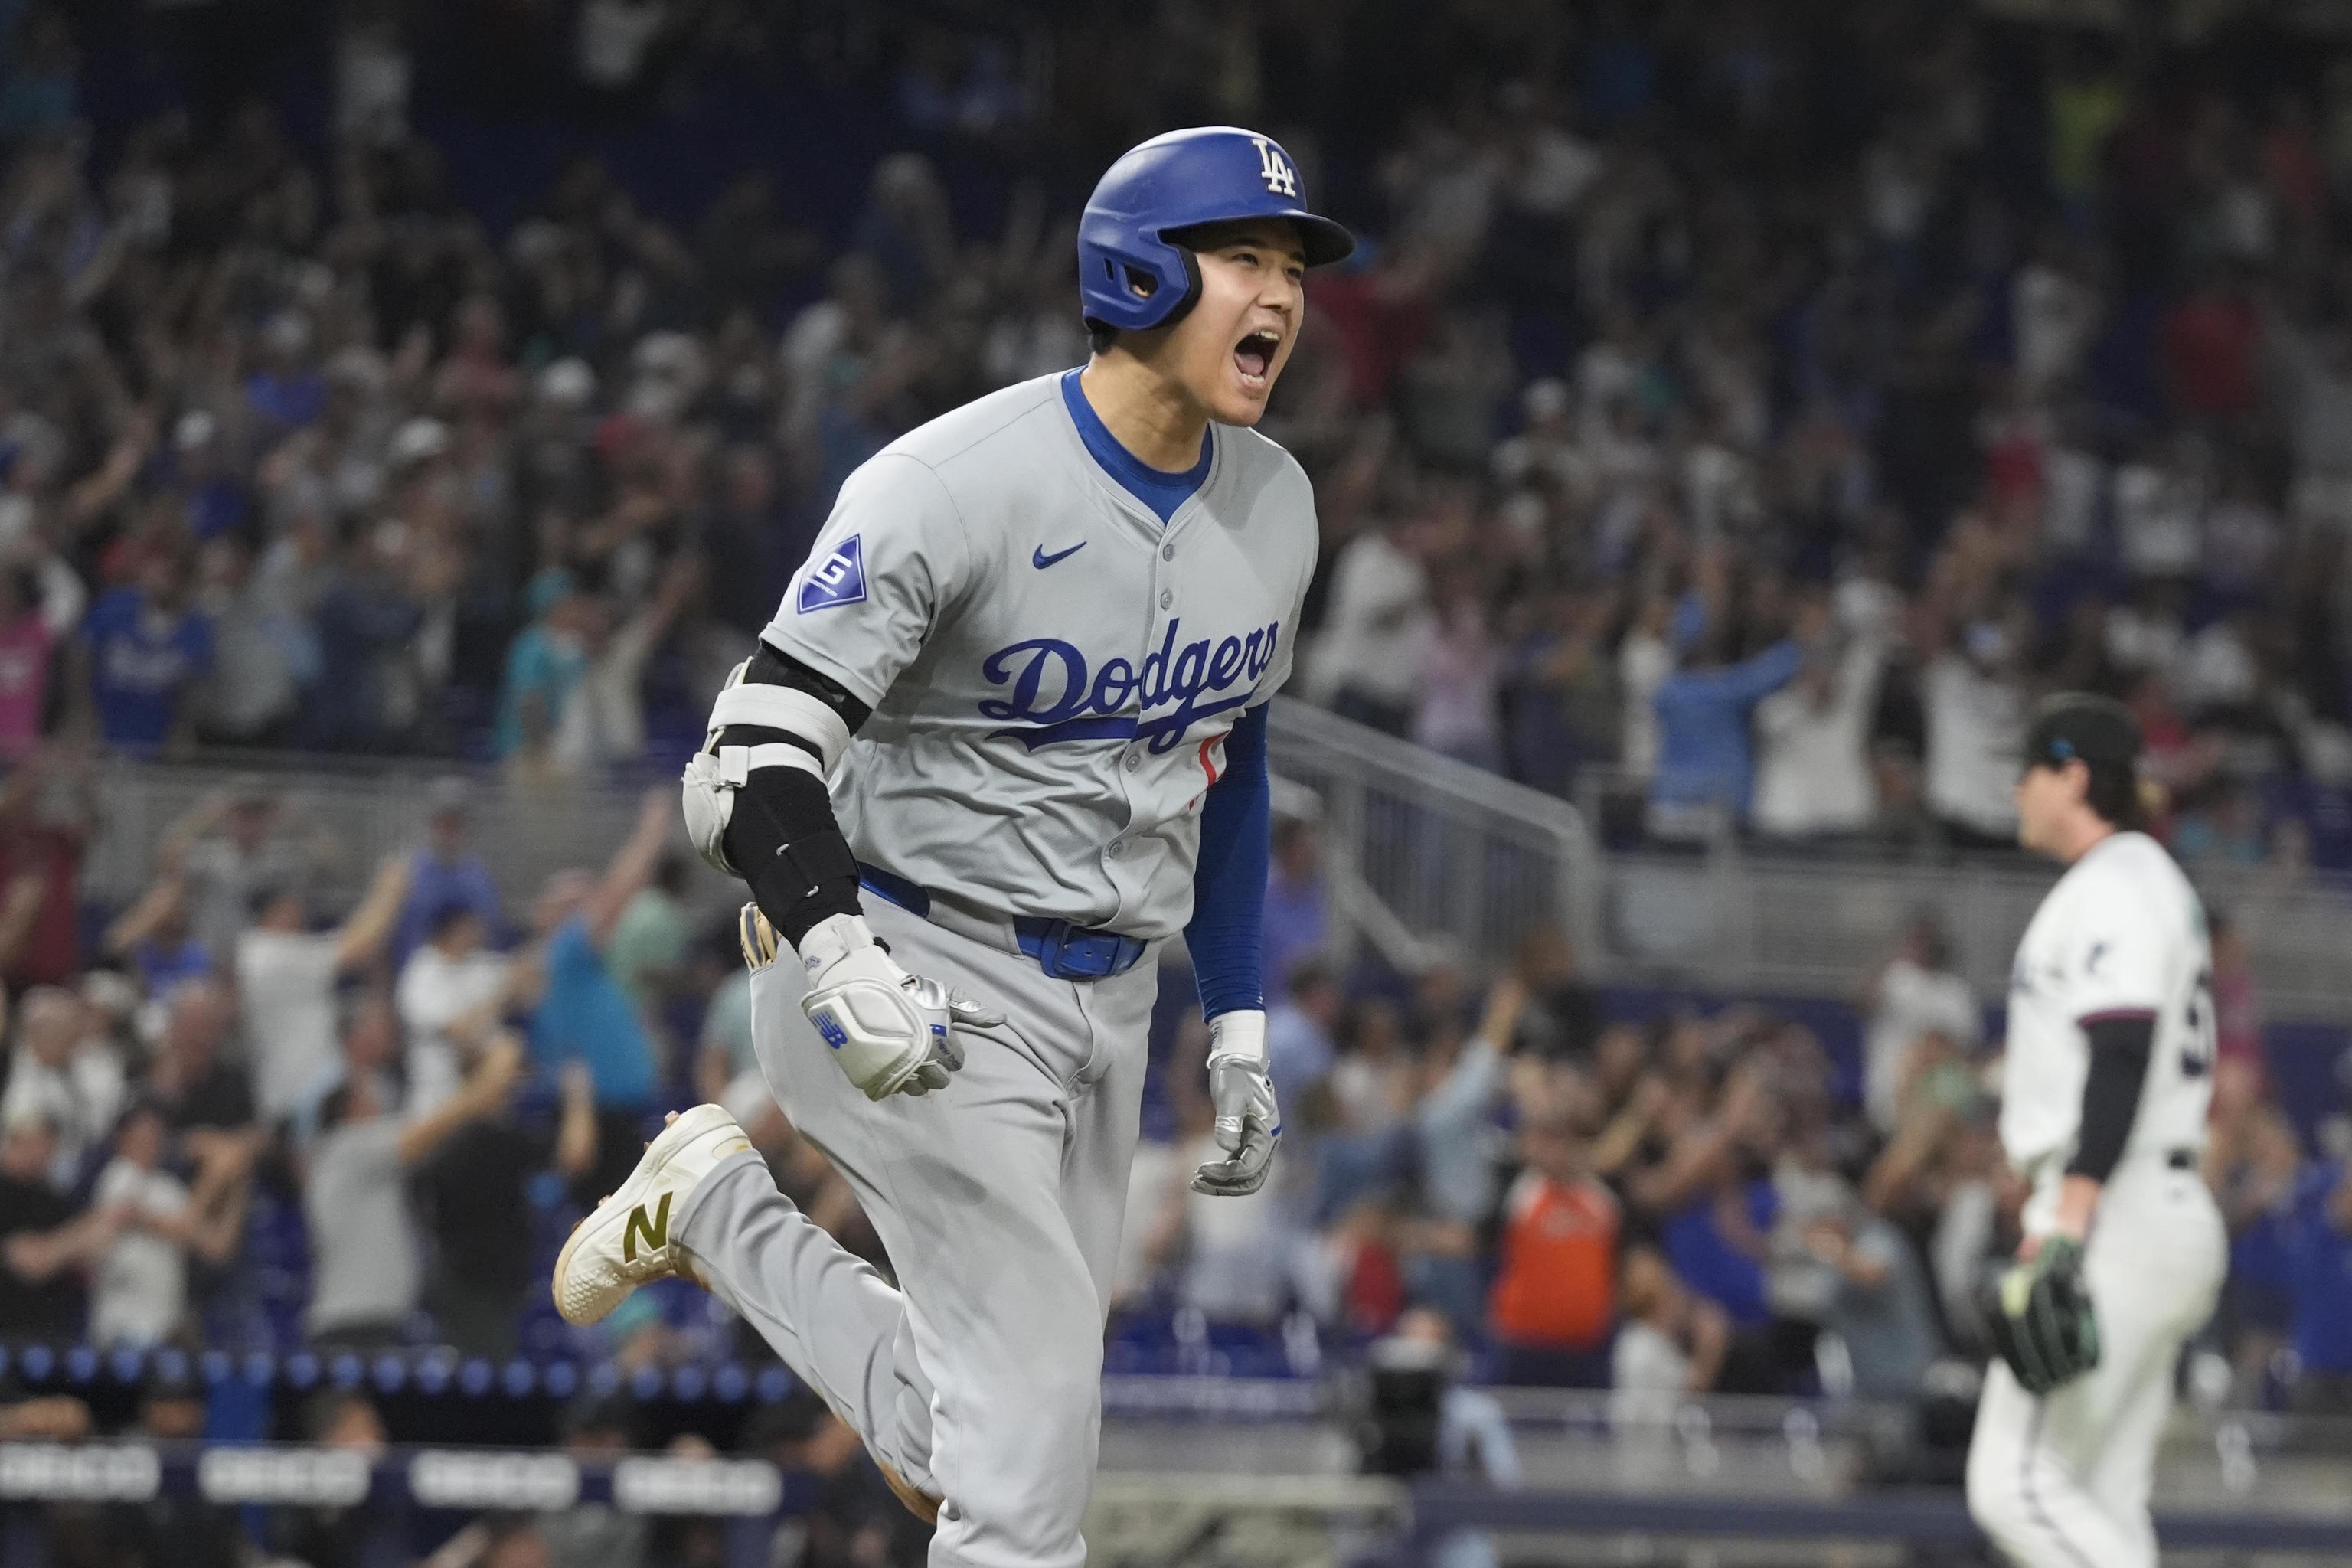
left=1187, top=702, right=1272, bottom=1021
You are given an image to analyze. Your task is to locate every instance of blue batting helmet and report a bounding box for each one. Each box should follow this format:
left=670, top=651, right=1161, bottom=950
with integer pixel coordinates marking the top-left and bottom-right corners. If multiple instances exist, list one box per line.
left=1077, top=126, right=1355, bottom=334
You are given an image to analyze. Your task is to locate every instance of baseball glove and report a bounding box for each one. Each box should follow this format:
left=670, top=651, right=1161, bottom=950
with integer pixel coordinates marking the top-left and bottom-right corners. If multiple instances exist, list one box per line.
left=1983, top=1236, right=2101, bottom=1396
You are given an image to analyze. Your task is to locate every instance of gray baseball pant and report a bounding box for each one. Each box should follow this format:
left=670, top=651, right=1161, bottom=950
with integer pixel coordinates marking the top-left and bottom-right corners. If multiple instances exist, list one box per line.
left=675, top=896, right=1158, bottom=1568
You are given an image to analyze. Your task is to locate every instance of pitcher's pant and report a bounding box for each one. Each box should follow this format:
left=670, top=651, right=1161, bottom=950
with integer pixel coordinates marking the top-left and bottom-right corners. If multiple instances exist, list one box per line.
left=1965, top=1156, right=2226, bottom=1568
left=674, top=897, right=1157, bottom=1568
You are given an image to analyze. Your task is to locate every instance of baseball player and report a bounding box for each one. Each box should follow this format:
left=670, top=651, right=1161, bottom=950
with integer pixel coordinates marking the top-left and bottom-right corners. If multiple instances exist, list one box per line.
left=550, top=126, right=1351, bottom=1567
left=1965, top=694, right=2227, bottom=1568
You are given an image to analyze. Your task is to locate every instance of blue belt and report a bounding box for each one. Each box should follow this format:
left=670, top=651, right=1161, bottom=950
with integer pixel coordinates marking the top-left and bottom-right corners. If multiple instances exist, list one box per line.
left=856, top=862, right=1148, bottom=982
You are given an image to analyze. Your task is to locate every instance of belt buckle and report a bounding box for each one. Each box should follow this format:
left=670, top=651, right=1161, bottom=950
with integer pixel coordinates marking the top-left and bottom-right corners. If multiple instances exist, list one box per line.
left=1028, top=920, right=1112, bottom=979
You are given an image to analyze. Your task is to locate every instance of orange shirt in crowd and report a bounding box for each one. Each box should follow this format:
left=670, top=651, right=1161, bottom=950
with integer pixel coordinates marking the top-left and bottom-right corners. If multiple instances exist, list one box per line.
left=1488, top=1169, right=1619, bottom=1349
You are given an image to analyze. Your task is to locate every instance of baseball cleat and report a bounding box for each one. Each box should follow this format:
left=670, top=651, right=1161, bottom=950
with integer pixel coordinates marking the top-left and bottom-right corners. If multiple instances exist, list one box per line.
left=552, top=1103, right=753, bottom=1325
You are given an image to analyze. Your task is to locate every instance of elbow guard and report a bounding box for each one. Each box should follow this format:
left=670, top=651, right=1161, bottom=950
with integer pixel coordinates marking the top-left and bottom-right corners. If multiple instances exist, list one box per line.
left=679, top=644, right=871, bottom=946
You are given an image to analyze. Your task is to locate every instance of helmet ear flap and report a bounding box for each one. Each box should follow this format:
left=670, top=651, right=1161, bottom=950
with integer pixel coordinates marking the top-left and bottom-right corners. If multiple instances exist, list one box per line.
left=1157, top=247, right=1202, bottom=329
left=1079, top=245, right=1200, bottom=336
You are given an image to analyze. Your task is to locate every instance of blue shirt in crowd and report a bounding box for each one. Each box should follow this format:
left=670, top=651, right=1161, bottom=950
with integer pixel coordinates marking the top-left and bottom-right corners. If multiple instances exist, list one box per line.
left=1648, top=639, right=1802, bottom=820
left=85, top=589, right=212, bottom=756
left=393, top=848, right=505, bottom=965
left=529, top=916, right=655, bottom=1108
left=1664, top=1179, right=1779, bottom=1328
left=2287, top=1161, right=2352, bottom=1376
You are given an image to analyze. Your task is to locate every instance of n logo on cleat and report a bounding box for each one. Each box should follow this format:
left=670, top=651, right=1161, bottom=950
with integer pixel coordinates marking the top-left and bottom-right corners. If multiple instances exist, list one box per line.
left=622, top=1192, right=673, bottom=1263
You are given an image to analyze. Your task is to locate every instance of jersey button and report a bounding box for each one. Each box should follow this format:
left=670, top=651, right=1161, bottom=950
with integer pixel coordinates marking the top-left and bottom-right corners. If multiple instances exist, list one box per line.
left=1106, top=841, right=1125, bottom=859
left=1161, top=544, right=1174, bottom=561
left=1124, top=750, right=1140, bottom=771
left=1158, top=589, right=1173, bottom=609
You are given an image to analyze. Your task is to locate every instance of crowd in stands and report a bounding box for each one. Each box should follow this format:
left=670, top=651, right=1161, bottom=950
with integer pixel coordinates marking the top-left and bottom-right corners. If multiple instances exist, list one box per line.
left=0, top=5, right=2334, bottom=866
left=0, top=1, right=2343, bottom=1560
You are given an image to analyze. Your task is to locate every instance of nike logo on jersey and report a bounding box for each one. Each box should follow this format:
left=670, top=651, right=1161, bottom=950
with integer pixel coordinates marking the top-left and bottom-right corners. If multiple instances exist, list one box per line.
left=978, top=616, right=1279, bottom=752
left=1032, top=541, right=1087, bottom=569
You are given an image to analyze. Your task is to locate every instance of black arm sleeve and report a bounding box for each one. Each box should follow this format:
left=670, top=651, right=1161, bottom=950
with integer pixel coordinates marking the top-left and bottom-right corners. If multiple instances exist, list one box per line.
left=2065, top=1013, right=2158, bottom=1182
left=717, top=642, right=872, bottom=946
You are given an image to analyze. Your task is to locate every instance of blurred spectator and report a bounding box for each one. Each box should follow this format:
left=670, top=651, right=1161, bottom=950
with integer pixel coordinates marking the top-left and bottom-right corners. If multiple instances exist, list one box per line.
left=691, top=923, right=756, bottom=1109
left=1753, top=629, right=1886, bottom=841
left=270, top=1390, right=403, bottom=1568
left=1860, top=914, right=1981, bottom=1136
left=145, top=978, right=256, bottom=1139
left=0, top=1110, right=113, bottom=1338
left=1645, top=612, right=1806, bottom=839
left=157, top=782, right=326, bottom=963
left=516, top=789, right=671, bottom=1194
left=1261, top=812, right=1328, bottom=991
left=237, top=854, right=410, bottom=1124
left=2210, top=910, right=2265, bottom=1073
left=0, top=563, right=75, bottom=760
left=420, top=1517, right=556, bottom=1568
left=539, top=1391, right=648, bottom=1568
left=1514, top=925, right=1599, bottom=1061
left=83, top=551, right=212, bottom=758
left=393, top=776, right=504, bottom=963
left=1266, top=960, right=1341, bottom=1101
left=606, top=854, right=690, bottom=1006
left=398, top=900, right=514, bottom=1116
left=0, top=754, right=87, bottom=989
left=1797, top=1196, right=1942, bottom=1401
left=1919, top=609, right=2027, bottom=850
left=1405, top=973, right=1526, bottom=1332
left=306, top=1034, right=524, bottom=1348
left=0, top=985, right=123, bottom=1182
left=1488, top=1111, right=1619, bottom=1387
left=2207, top=1055, right=2301, bottom=1401
left=413, top=1057, right=595, bottom=1359
left=89, top=1102, right=242, bottom=1346
left=2284, top=1151, right=2352, bottom=1415
left=1610, top=1245, right=1730, bottom=1419
left=1308, top=515, right=1431, bottom=737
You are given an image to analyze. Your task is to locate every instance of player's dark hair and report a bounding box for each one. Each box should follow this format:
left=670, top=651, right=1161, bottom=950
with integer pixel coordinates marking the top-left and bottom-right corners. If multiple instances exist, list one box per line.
left=1087, top=322, right=1117, bottom=355
left=2082, top=760, right=2145, bottom=831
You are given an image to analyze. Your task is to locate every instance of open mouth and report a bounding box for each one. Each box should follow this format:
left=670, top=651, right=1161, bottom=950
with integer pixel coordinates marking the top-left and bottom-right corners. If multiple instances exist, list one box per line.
left=1233, top=329, right=1280, bottom=387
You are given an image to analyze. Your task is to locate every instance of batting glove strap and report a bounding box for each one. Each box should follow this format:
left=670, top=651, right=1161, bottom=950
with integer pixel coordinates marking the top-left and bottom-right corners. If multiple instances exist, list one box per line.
left=1204, top=1008, right=1269, bottom=1069
left=1985, top=1236, right=2102, bottom=1396
left=797, top=915, right=1004, bottom=1102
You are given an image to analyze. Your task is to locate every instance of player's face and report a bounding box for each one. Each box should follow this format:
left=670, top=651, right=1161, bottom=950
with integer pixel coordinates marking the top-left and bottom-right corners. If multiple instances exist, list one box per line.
left=1172, top=221, right=1308, bottom=425
left=2013, top=760, right=2081, bottom=854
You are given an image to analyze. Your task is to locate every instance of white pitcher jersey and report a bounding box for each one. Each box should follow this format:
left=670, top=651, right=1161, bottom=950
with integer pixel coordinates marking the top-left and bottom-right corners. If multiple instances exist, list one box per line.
left=758, top=372, right=1317, bottom=942
left=1998, top=831, right=2213, bottom=1214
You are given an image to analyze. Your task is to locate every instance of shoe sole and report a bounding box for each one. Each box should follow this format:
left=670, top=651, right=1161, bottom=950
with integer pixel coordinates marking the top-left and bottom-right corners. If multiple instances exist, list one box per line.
left=551, top=1103, right=742, bottom=1325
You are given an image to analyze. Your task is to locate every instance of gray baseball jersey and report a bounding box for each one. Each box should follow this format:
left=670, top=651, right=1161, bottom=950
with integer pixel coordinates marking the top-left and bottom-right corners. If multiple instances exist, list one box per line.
left=759, top=372, right=1317, bottom=942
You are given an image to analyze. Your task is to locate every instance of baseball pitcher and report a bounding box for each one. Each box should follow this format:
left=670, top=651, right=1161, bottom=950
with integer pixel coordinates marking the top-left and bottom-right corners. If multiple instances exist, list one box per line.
left=1965, top=694, right=2226, bottom=1567
left=550, top=126, right=1351, bottom=1568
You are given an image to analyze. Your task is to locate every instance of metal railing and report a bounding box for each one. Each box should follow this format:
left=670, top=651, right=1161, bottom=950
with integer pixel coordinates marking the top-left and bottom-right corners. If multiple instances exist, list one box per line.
left=65, top=713, right=2352, bottom=1022
left=1269, top=702, right=2352, bottom=1023
left=1265, top=701, right=1602, bottom=972
left=77, top=755, right=685, bottom=916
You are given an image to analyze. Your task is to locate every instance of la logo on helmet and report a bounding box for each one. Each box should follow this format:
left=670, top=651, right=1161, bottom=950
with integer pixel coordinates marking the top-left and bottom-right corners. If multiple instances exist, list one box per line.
left=1250, top=137, right=1297, bottom=197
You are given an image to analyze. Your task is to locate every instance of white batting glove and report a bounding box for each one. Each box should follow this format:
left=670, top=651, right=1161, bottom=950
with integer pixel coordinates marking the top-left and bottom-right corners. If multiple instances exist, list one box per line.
left=1192, top=1010, right=1281, bottom=1197
left=797, top=913, right=1004, bottom=1101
